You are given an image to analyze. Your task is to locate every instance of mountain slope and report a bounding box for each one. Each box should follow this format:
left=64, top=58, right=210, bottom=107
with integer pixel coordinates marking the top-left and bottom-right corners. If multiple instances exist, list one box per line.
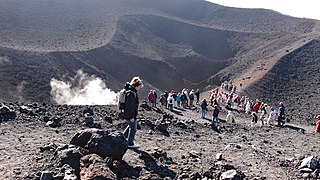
left=246, top=39, right=320, bottom=119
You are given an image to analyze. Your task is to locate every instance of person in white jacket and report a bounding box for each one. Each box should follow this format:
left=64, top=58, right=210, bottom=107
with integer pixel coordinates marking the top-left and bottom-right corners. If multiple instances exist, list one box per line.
left=267, top=107, right=277, bottom=127
left=226, top=110, right=235, bottom=123
left=245, top=100, right=251, bottom=114
left=167, top=94, right=174, bottom=111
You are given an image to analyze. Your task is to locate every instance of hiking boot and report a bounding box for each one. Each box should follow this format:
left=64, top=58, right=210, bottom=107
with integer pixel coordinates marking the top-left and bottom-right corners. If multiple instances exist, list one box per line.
left=128, top=144, right=139, bottom=149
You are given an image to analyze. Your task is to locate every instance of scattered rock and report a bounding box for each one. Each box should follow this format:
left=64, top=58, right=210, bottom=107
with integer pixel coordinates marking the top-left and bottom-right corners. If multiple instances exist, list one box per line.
left=104, top=115, right=113, bottom=124
left=19, top=105, right=32, bottom=114
left=64, top=169, right=77, bottom=180
left=220, top=169, right=243, bottom=180
left=40, top=171, right=53, bottom=180
left=56, top=147, right=84, bottom=174
left=40, top=143, right=57, bottom=152
left=80, top=154, right=115, bottom=180
left=299, top=168, right=313, bottom=173
left=216, top=153, right=223, bottom=161
left=299, top=156, right=319, bottom=170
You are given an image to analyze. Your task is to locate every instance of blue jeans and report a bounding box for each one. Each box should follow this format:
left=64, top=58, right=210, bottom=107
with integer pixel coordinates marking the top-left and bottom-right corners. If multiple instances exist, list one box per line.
left=123, top=117, right=137, bottom=146
left=212, top=116, right=219, bottom=126
left=201, top=109, right=206, bottom=118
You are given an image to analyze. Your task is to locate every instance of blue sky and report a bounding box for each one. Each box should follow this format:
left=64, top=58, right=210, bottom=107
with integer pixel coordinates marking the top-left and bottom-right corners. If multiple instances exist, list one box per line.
left=207, top=0, right=320, bottom=20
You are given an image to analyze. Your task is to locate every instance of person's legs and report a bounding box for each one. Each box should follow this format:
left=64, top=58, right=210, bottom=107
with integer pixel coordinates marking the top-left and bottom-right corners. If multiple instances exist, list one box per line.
left=211, top=116, right=218, bottom=127
left=127, top=118, right=137, bottom=146
left=123, top=121, right=130, bottom=138
left=277, top=116, right=283, bottom=126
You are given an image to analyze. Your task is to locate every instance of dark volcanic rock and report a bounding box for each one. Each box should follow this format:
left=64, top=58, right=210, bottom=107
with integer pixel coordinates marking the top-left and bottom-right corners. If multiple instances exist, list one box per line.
left=70, top=129, right=128, bottom=160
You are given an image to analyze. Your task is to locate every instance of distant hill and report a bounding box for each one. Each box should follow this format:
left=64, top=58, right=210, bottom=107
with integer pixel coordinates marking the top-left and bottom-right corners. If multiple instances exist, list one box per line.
left=0, top=0, right=320, bottom=118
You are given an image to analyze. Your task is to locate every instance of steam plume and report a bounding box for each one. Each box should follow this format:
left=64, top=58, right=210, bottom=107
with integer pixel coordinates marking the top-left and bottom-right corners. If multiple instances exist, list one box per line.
left=50, top=70, right=117, bottom=105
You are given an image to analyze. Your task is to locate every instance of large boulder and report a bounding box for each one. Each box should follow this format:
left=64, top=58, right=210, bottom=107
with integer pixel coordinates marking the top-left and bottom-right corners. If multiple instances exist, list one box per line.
left=56, top=147, right=84, bottom=174
left=70, top=129, right=128, bottom=160
left=80, top=154, right=115, bottom=180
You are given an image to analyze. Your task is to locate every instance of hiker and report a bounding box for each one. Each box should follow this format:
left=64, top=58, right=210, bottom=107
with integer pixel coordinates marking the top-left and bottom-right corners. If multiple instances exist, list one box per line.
left=171, top=90, right=177, bottom=107
left=200, top=99, right=208, bottom=118
left=159, top=94, right=167, bottom=111
left=277, top=102, right=286, bottom=126
left=184, top=89, right=189, bottom=107
left=180, top=90, right=187, bottom=109
left=252, top=99, right=260, bottom=113
left=232, top=84, right=236, bottom=93
left=176, top=93, right=181, bottom=108
left=123, top=76, right=143, bottom=149
left=167, top=93, right=174, bottom=111
left=148, top=90, right=155, bottom=107
left=189, top=89, right=195, bottom=108
left=163, top=90, right=168, bottom=107
left=226, top=110, right=235, bottom=123
left=212, top=104, right=221, bottom=128
left=315, top=115, right=320, bottom=133
left=153, top=90, right=158, bottom=107
left=260, top=104, right=268, bottom=127
left=195, top=89, right=200, bottom=104
left=251, top=112, right=258, bottom=128
left=267, top=107, right=277, bottom=127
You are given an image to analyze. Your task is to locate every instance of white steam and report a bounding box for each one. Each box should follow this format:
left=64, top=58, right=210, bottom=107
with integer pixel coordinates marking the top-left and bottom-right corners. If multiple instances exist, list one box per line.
left=50, top=70, right=118, bottom=105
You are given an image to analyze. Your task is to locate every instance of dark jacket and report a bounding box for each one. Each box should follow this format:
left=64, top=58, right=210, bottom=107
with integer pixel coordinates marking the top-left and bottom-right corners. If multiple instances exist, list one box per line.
left=124, top=86, right=139, bottom=120
left=200, top=100, right=208, bottom=110
left=279, top=104, right=285, bottom=116
left=212, top=106, right=220, bottom=117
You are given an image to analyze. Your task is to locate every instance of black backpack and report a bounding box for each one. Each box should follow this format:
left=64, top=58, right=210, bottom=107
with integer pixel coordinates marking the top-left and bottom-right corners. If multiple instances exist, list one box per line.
left=118, top=89, right=127, bottom=110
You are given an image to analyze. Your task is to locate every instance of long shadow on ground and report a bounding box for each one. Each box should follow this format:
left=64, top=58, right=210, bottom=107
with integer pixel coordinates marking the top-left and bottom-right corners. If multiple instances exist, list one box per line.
left=132, top=149, right=177, bottom=179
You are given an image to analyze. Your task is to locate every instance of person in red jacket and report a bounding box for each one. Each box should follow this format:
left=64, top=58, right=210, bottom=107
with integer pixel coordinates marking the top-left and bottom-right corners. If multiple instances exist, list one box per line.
left=315, top=115, right=320, bottom=133
left=252, top=99, right=260, bottom=113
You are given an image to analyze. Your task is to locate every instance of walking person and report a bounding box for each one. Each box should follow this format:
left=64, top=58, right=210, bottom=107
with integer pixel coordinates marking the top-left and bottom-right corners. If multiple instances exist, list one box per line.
left=251, top=112, right=258, bottom=128
left=212, top=104, right=221, bottom=129
left=148, top=90, right=155, bottom=108
left=189, top=89, right=195, bottom=108
left=159, top=94, right=166, bottom=112
left=260, top=104, right=268, bottom=127
left=267, top=107, right=277, bottom=127
left=153, top=90, right=158, bottom=107
left=315, top=115, right=320, bottom=133
left=195, top=89, right=200, bottom=104
left=167, top=93, right=174, bottom=111
left=123, top=77, right=143, bottom=149
left=226, top=110, right=235, bottom=123
left=200, top=99, right=208, bottom=118
left=176, top=93, right=181, bottom=108
left=277, top=102, right=286, bottom=126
